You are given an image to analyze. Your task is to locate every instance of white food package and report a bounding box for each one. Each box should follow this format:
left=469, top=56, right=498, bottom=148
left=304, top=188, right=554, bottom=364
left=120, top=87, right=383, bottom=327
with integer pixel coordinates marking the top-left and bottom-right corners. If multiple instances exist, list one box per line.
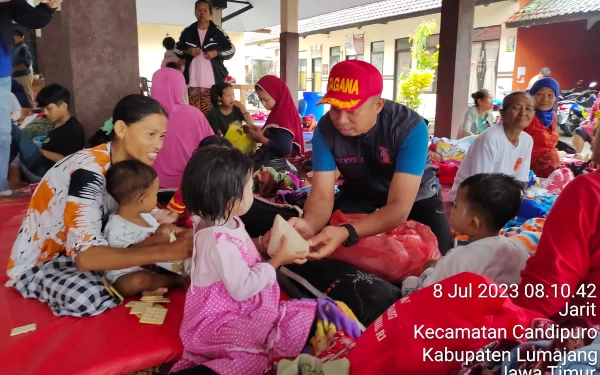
left=267, top=215, right=310, bottom=257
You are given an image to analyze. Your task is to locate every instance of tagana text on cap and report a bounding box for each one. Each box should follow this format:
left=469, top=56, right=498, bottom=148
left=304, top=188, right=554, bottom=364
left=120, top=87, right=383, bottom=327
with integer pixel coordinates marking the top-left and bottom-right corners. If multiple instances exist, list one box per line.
left=318, top=60, right=384, bottom=111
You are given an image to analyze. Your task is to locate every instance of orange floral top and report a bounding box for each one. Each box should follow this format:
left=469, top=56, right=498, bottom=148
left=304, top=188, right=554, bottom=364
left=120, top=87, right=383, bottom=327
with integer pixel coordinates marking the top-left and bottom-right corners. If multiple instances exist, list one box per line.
left=7, top=143, right=118, bottom=280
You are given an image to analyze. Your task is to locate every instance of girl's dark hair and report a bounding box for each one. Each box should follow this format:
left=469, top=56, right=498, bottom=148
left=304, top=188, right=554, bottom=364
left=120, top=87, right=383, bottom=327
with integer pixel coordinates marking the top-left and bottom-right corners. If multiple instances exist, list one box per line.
left=106, top=160, right=158, bottom=204
left=210, top=82, right=233, bottom=107
left=165, top=62, right=179, bottom=70
left=198, top=135, right=233, bottom=148
left=181, top=146, right=253, bottom=224
left=162, top=37, right=176, bottom=50
left=502, top=91, right=532, bottom=111
left=195, top=0, right=213, bottom=14
left=471, top=89, right=490, bottom=108
left=88, top=95, right=167, bottom=147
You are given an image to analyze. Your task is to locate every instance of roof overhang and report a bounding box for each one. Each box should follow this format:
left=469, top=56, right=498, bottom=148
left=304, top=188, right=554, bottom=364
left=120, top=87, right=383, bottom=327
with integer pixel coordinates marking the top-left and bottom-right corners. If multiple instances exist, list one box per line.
left=136, top=0, right=394, bottom=32
left=505, top=10, right=600, bottom=28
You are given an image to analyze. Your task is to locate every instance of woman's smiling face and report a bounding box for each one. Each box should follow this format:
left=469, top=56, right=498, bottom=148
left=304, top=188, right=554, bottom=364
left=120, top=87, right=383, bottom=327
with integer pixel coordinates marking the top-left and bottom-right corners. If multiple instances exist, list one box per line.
left=113, top=113, right=168, bottom=166
left=534, top=87, right=556, bottom=111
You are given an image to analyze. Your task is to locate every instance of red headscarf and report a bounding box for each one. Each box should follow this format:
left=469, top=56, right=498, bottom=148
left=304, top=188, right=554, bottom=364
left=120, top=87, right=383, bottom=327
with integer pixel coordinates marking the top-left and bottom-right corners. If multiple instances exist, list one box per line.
left=256, top=75, right=304, bottom=154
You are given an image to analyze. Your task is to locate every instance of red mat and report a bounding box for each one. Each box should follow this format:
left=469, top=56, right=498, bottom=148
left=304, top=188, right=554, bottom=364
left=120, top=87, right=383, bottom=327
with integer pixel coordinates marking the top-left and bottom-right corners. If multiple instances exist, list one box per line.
left=0, top=197, right=185, bottom=375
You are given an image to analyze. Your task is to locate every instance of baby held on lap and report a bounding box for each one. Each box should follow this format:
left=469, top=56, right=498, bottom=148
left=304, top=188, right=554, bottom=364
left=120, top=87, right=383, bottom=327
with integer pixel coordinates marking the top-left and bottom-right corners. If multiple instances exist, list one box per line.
left=104, top=160, right=187, bottom=297
left=402, top=173, right=530, bottom=296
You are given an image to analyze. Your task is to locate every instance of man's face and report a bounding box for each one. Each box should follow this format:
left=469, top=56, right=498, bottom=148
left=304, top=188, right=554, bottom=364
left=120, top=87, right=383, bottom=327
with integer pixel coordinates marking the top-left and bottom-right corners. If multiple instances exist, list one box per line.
left=328, top=97, right=384, bottom=137
left=14, top=35, right=22, bottom=45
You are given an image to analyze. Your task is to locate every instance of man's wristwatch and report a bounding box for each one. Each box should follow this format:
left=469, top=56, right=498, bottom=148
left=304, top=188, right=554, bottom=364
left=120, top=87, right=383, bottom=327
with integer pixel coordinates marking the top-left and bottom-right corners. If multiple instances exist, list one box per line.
left=340, top=224, right=359, bottom=247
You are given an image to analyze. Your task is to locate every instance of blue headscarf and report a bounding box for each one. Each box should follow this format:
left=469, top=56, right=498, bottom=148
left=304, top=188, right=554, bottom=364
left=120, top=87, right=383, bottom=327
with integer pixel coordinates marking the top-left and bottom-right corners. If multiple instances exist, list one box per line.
left=530, top=77, right=559, bottom=128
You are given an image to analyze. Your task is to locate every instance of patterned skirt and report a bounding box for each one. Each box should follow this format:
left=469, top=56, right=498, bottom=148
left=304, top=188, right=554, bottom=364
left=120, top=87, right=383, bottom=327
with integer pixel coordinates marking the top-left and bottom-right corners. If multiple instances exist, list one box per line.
left=188, top=87, right=213, bottom=116
left=12, top=256, right=120, bottom=317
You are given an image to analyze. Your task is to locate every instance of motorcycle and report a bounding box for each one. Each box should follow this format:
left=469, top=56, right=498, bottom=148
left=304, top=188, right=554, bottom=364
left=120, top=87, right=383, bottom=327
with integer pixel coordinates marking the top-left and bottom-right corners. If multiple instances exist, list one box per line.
left=556, top=81, right=597, bottom=136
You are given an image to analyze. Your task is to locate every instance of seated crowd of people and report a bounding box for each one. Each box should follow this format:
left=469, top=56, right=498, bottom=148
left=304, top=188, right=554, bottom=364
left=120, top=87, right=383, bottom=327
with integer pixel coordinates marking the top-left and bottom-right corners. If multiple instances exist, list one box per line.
left=4, top=50, right=600, bottom=375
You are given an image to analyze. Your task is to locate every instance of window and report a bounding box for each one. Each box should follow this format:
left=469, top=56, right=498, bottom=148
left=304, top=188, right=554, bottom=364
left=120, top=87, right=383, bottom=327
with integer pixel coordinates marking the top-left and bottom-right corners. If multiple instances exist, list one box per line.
left=299, top=51, right=307, bottom=91
left=424, top=34, right=440, bottom=93
left=330, top=46, right=341, bottom=67
left=371, top=41, right=384, bottom=74
left=393, top=38, right=411, bottom=100
left=346, top=54, right=364, bottom=61
left=312, top=58, right=322, bottom=92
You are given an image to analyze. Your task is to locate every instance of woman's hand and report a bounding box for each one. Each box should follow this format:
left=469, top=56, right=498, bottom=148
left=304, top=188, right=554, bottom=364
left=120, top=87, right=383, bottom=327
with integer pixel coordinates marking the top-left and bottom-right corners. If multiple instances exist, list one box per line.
left=245, top=125, right=266, bottom=143
left=268, top=235, right=308, bottom=268
left=204, top=50, right=218, bottom=60
left=46, top=0, right=63, bottom=9
left=233, top=100, right=248, bottom=114
left=186, top=48, right=202, bottom=57
left=166, top=236, right=194, bottom=261
left=158, top=223, right=183, bottom=236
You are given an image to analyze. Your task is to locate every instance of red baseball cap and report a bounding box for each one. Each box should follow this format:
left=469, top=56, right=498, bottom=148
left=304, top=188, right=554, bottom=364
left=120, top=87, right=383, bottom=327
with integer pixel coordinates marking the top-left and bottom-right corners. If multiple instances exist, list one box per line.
left=318, top=60, right=383, bottom=111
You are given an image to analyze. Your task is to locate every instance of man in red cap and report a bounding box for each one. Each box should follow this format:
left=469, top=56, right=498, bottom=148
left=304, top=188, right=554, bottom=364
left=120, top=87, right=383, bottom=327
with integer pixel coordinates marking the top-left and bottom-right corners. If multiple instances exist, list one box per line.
left=290, top=60, right=451, bottom=257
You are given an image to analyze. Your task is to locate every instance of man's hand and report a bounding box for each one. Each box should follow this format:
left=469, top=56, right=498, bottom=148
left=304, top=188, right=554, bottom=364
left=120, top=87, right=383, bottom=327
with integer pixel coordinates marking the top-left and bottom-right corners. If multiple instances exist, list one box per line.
left=186, top=48, right=202, bottom=57
left=204, top=50, right=218, bottom=60
left=306, top=225, right=349, bottom=260
left=261, top=217, right=316, bottom=252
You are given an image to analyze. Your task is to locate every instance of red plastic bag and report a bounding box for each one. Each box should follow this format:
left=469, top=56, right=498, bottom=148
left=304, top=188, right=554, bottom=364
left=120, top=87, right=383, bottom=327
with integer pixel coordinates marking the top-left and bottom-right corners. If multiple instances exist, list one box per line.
left=347, top=273, right=544, bottom=375
left=329, top=210, right=441, bottom=283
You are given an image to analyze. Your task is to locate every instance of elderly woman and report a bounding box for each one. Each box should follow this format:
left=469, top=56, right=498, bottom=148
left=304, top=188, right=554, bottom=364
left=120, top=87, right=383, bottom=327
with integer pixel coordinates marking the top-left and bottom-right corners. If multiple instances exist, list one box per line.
left=523, top=78, right=563, bottom=178
left=457, top=89, right=495, bottom=139
left=513, top=131, right=600, bottom=324
left=175, top=0, right=236, bottom=116
left=448, top=92, right=534, bottom=201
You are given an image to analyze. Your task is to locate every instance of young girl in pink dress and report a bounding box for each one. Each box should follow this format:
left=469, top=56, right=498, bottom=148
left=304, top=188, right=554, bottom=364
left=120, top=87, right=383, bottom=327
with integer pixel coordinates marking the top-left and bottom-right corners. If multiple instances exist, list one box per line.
left=170, top=145, right=317, bottom=375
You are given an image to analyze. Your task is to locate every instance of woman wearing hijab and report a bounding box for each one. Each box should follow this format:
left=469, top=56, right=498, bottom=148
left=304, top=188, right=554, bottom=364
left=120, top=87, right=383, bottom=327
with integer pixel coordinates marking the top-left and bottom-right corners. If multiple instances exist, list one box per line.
left=151, top=67, right=214, bottom=189
left=523, top=78, right=563, bottom=178
left=245, top=75, right=304, bottom=170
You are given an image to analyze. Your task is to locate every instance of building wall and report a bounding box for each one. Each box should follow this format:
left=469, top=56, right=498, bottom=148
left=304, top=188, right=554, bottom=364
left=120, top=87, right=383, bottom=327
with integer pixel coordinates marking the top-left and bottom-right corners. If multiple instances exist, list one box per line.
left=512, top=20, right=600, bottom=91
left=137, top=23, right=246, bottom=84
left=291, top=0, right=519, bottom=118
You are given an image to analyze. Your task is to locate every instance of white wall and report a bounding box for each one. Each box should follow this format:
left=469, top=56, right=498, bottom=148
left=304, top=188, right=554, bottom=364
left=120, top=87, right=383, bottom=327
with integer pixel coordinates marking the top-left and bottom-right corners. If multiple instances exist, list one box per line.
left=137, top=24, right=246, bottom=84
left=137, top=23, right=184, bottom=79
left=247, top=1, right=520, bottom=118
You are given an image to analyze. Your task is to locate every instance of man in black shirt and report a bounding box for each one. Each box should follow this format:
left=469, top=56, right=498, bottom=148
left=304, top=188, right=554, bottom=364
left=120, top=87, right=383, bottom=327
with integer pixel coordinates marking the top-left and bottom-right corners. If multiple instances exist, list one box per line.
left=10, top=84, right=84, bottom=180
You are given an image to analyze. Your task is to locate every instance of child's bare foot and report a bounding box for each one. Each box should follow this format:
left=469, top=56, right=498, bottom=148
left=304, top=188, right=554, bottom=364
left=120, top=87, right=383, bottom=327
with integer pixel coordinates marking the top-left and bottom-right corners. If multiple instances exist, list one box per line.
left=142, top=287, right=168, bottom=296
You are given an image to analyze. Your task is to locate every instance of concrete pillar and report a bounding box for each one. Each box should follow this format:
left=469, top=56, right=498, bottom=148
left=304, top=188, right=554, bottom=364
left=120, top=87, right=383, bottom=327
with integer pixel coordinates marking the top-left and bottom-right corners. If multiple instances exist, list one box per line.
left=433, top=0, right=476, bottom=139
left=211, top=9, right=223, bottom=27
left=280, top=0, right=299, bottom=104
left=36, top=0, right=139, bottom=140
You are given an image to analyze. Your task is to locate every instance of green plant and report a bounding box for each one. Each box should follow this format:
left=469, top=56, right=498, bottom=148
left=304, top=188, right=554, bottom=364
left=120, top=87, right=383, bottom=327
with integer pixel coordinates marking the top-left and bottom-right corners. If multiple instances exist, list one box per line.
left=396, top=21, right=439, bottom=110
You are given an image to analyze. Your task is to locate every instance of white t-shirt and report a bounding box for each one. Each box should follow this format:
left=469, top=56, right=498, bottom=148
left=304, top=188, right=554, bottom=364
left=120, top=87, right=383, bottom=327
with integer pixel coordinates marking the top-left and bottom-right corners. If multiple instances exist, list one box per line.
left=448, top=125, right=533, bottom=201
left=104, top=213, right=159, bottom=248
left=422, top=236, right=530, bottom=288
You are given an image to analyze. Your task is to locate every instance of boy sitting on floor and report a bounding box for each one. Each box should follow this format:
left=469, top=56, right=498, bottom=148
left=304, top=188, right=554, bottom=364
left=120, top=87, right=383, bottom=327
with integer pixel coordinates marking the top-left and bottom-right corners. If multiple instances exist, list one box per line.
left=402, top=173, right=529, bottom=296
left=9, top=84, right=84, bottom=183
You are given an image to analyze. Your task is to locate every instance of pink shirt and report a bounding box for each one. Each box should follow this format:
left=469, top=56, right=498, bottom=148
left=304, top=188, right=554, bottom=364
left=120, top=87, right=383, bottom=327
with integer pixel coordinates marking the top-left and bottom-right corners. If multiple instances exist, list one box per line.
left=188, top=29, right=216, bottom=89
left=190, top=218, right=276, bottom=300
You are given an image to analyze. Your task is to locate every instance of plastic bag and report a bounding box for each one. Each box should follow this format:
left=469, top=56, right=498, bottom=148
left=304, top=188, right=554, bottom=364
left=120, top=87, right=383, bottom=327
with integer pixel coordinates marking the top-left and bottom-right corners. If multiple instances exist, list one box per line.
left=347, top=273, right=544, bottom=375
left=225, top=123, right=257, bottom=155
left=329, top=210, right=441, bottom=283
left=540, top=167, right=574, bottom=194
